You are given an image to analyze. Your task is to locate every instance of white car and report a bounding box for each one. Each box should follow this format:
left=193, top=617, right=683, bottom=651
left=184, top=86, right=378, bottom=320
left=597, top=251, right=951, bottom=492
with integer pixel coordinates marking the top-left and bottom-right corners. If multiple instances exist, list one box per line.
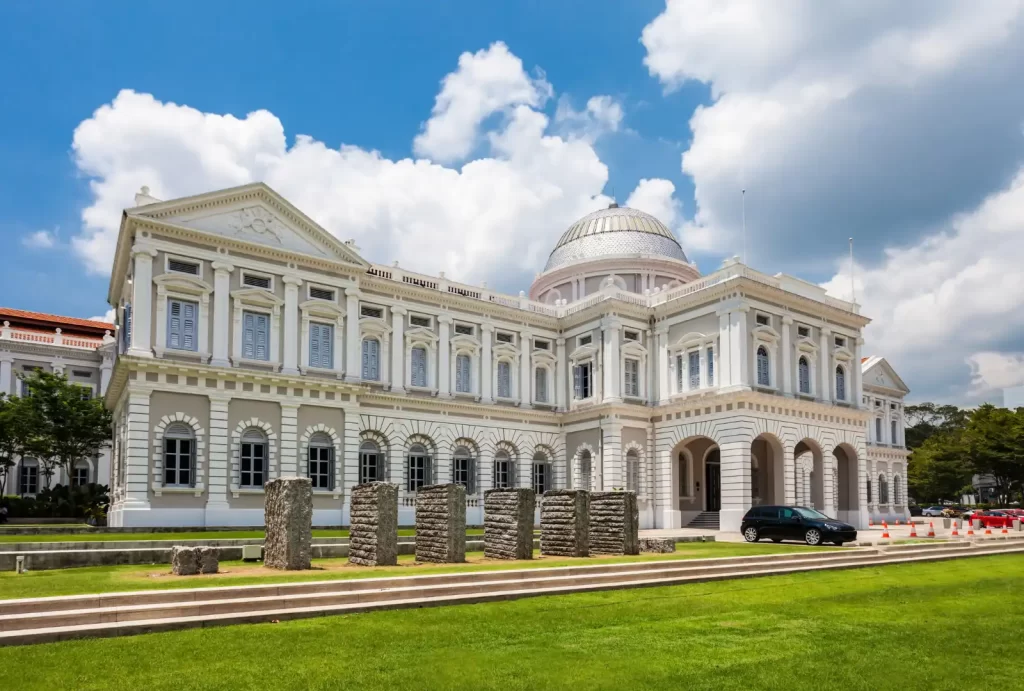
left=921, top=506, right=945, bottom=517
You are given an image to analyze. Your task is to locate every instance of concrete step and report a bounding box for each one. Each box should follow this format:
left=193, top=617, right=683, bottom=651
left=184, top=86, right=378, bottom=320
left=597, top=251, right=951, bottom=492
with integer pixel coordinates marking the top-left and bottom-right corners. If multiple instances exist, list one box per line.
left=2, top=541, right=1022, bottom=646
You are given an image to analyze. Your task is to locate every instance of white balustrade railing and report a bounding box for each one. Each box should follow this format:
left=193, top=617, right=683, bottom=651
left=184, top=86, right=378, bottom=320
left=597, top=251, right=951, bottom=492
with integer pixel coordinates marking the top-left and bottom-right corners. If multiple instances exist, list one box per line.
left=0, top=322, right=112, bottom=351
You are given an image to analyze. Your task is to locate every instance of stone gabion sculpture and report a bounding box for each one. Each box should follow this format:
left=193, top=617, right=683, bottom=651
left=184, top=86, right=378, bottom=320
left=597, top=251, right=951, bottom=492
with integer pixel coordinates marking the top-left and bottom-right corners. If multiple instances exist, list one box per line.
left=540, top=489, right=590, bottom=557
left=171, top=546, right=219, bottom=575
left=484, top=488, right=536, bottom=560
left=349, top=482, right=399, bottom=566
left=589, top=491, right=639, bottom=556
left=415, top=484, right=466, bottom=563
left=264, top=477, right=313, bottom=570
left=639, top=537, right=676, bottom=554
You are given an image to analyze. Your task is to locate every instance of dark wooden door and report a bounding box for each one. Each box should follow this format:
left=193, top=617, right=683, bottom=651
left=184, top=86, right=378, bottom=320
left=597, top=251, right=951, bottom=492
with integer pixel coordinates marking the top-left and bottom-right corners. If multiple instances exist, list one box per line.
left=705, top=462, right=721, bottom=512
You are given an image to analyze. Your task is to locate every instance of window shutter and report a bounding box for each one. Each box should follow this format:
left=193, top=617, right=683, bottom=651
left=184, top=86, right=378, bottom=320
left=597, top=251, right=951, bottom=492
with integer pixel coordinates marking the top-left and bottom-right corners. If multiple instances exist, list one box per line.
left=168, top=300, right=182, bottom=348
left=243, top=312, right=255, bottom=359
left=321, top=325, right=332, bottom=368
left=468, top=457, right=476, bottom=495
left=535, top=367, right=546, bottom=402
left=309, top=324, right=321, bottom=368
left=255, top=313, right=269, bottom=360
left=573, top=365, right=581, bottom=399
left=707, top=348, right=714, bottom=385
left=123, top=304, right=132, bottom=349
left=182, top=301, right=196, bottom=350
left=689, top=351, right=700, bottom=389
left=412, top=347, right=427, bottom=387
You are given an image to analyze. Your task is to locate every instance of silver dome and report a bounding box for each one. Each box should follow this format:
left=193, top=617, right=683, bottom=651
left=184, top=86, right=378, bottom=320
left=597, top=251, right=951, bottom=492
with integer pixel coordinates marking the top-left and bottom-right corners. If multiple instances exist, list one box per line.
left=544, top=204, right=688, bottom=272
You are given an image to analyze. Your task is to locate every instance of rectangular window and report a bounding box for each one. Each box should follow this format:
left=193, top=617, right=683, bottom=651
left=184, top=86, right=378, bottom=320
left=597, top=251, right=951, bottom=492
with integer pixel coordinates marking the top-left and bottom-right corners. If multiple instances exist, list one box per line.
left=359, top=449, right=381, bottom=484
left=409, top=314, right=432, bottom=328
left=121, top=303, right=132, bottom=351
left=308, top=446, right=333, bottom=490
left=493, top=460, right=511, bottom=489
left=242, top=311, right=270, bottom=361
left=407, top=454, right=430, bottom=492
left=495, top=332, right=514, bottom=344
left=756, top=313, right=771, bottom=327
left=624, top=330, right=639, bottom=341
left=308, top=322, right=334, bottom=369
left=626, top=456, right=640, bottom=493
left=360, top=305, right=384, bottom=319
left=891, top=419, right=898, bottom=446
left=242, top=272, right=272, bottom=290
left=532, top=462, right=549, bottom=495
left=411, top=346, right=428, bottom=387
left=164, top=437, right=193, bottom=486
left=19, top=464, right=38, bottom=495
left=535, top=367, right=548, bottom=403
left=534, top=339, right=550, bottom=351
left=361, top=339, right=380, bottom=380
left=240, top=442, right=266, bottom=487
left=624, top=358, right=640, bottom=397
left=573, top=361, right=592, bottom=399
left=453, top=456, right=474, bottom=494
left=688, top=351, right=700, bottom=389
left=707, top=348, right=714, bottom=386
left=875, top=417, right=883, bottom=442
left=77, top=386, right=93, bottom=400
left=835, top=336, right=846, bottom=348
left=454, top=323, right=474, bottom=336
left=72, top=465, right=89, bottom=487
left=578, top=334, right=592, bottom=346
left=167, top=299, right=199, bottom=352
left=798, top=326, right=811, bottom=338
left=455, top=354, right=472, bottom=393
left=497, top=361, right=512, bottom=398
left=168, top=258, right=200, bottom=276
left=309, top=286, right=335, bottom=301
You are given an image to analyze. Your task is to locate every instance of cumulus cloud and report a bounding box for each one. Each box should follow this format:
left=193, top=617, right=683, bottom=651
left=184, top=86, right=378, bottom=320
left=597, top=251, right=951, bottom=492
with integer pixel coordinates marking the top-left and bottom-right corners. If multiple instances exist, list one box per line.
left=69, top=44, right=684, bottom=295
left=554, top=95, right=625, bottom=141
left=968, top=352, right=1024, bottom=398
left=88, top=308, right=116, bottom=324
left=22, top=229, right=58, bottom=249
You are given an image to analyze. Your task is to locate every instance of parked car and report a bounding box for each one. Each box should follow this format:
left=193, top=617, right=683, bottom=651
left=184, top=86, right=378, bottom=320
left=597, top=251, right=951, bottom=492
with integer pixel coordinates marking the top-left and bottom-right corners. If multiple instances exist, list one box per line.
left=909, top=505, right=923, bottom=517
left=741, top=505, right=857, bottom=546
left=921, top=506, right=945, bottom=517
left=1001, top=509, right=1024, bottom=521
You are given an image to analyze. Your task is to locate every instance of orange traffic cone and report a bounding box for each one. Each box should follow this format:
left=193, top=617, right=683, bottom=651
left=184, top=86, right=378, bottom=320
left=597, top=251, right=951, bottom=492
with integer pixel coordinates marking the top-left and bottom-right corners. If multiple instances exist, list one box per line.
left=1001, top=523, right=1009, bottom=535
left=984, top=524, right=993, bottom=535
left=869, top=517, right=874, bottom=527
left=895, top=519, right=901, bottom=526
left=909, top=522, right=918, bottom=537
left=927, top=521, right=936, bottom=538
left=881, top=521, right=890, bottom=539
left=967, top=521, right=975, bottom=537
left=951, top=520, right=960, bottom=537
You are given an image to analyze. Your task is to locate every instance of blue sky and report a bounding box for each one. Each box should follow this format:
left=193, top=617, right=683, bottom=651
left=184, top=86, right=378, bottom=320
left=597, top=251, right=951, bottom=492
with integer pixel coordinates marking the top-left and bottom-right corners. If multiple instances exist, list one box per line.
left=2, top=1, right=1024, bottom=404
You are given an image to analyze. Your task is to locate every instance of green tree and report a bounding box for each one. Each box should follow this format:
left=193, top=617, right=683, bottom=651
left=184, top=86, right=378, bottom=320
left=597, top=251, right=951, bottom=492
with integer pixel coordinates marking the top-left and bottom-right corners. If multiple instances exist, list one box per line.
left=0, top=393, right=37, bottom=496
left=962, top=404, right=1024, bottom=505
left=908, top=424, right=973, bottom=504
left=904, top=403, right=968, bottom=450
left=19, top=371, right=112, bottom=487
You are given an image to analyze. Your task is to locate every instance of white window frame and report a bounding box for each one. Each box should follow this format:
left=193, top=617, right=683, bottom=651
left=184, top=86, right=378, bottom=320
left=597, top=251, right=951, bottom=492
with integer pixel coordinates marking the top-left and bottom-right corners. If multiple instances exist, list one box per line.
left=306, top=282, right=338, bottom=303
left=231, top=286, right=282, bottom=368
left=405, top=325, right=438, bottom=392
left=832, top=344, right=854, bottom=402
left=154, top=273, right=212, bottom=361
left=795, top=337, right=819, bottom=397
left=668, top=332, right=715, bottom=396
left=358, top=317, right=392, bottom=384
left=18, top=459, right=39, bottom=496
left=620, top=339, right=648, bottom=400
left=165, top=254, right=202, bottom=278
left=751, top=325, right=780, bottom=390
left=408, top=313, right=434, bottom=330
left=531, top=347, right=556, bottom=406
left=300, top=298, right=344, bottom=374
left=452, top=445, right=476, bottom=494
left=240, top=270, right=275, bottom=292
left=569, top=341, right=599, bottom=406
left=492, top=342, right=519, bottom=401
left=450, top=333, right=481, bottom=398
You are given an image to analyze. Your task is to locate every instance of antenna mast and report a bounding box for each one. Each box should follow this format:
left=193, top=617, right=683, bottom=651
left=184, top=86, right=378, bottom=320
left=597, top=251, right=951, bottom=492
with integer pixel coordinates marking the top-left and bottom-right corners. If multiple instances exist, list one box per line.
left=741, top=188, right=747, bottom=264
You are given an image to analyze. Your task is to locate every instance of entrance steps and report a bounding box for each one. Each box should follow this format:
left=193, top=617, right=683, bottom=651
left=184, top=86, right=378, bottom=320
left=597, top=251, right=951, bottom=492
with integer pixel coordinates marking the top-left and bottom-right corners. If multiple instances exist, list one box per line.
left=687, top=511, right=720, bottom=530
left=1, top=540, right=1021, bottom=646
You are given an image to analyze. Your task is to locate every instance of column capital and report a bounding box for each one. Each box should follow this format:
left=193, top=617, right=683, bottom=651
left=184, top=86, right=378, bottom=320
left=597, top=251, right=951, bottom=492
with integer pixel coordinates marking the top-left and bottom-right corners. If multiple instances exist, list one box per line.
left=820, top=326, right=833, bottom=336
left=654, top=325, right=670, bottom=336
left=391, top=305, right=408, bottom=317
left=480, top=323, right=495, bottom=333
left=279, top=401, right=301, bottom=411
left=782, top=315, right=794, bottom=325
left=344, top=286, right=361, bottom=299
left=601, top=317, right=622, bottom=331
left=131, top=245, right=158, bottom=259
left=437, top=313, right=453, bottom=325
left=556, top=337, right=566, bottom=347
left=212, top=261, right=235, bottom=273
left=282, top=275, right=303, bottom=287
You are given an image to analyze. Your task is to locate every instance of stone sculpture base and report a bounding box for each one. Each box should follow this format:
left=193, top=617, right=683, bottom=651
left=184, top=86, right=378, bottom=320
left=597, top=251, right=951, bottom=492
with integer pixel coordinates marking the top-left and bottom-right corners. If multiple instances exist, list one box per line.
left=171, top=546, right=219, bottom=575
left=349, top=482, right=399, bottom=566
left=264, top=477, right=313, bottom=570
left=590, top=491, right=639, bottom=555
left=484, top=488, right=535, bottom=560
left=416, top=484, right=466, bottom=563
left=540, top=489, right=590, bottom=557
left=639, top=537, right=676, bottom=554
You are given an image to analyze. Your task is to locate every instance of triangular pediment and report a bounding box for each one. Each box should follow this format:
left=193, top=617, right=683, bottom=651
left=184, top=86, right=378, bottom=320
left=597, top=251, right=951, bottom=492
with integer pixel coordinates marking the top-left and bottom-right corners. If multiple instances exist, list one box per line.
left=130, top=183, right=369, bottom=268
left=862, top=357, right=910, bottom=395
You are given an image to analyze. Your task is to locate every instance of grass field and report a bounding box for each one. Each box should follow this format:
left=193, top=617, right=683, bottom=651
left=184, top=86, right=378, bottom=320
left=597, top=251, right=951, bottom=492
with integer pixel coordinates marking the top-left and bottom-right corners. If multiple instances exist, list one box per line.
left=0, top=528, right=487, bottom=543
left=0, top=553, right=1020, bottom=690
left=0, top=542, right=822, bottom=600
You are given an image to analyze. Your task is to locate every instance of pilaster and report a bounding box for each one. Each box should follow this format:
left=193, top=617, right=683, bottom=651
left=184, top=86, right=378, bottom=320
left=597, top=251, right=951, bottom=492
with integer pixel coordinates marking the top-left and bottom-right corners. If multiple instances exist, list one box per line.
left=480, top=323, right=494, bottom=404
left=279, top=402, right=300, bottom=476
left=656, top=326, right=670, bottom=403
left=205, top=395, right=231, bottom=513
left=603, top=421, right=623, bottom=490
left=210, top=262, right=234, bottom=367
left=123, top=389, right=152, bottom=511
left=390, top=305, right=407, bottom=394
left=602, top=318, right=621, bottom=403
left=0, top=352, right=13, bottom=395
left=127, top=246, right=158, bottom=358
left=281, top=276, right=302, bottom=375
left=344, top=288, right=361, bottom=382
left=781, top=315, right=793, bottom=396
left=438, top=314, right=452, bottom=398
left=555, top=337, right=567, bottom=411
left=518, top=330, right=531, bottom=407
left=819, top=327, right=832, bottom=403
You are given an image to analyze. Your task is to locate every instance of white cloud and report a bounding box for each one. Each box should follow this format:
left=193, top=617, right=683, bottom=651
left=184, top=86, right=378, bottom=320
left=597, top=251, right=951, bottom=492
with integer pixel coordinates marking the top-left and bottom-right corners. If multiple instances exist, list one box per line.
left=968, top=352, right=1024, bottom=397
left=554, top=95, right=624, bottom=141
left=69, top=45, right=677, bottom=296
left=22, top=229, right=58, bottom=249
left=412, top=42, right=552, bottom=163
left=88, top=309, right=116, bottom=324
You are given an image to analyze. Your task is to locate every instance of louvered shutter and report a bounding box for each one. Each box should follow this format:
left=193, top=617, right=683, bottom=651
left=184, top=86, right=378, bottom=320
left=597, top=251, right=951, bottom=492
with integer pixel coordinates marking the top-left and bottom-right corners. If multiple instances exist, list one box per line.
left=362, top=339, right=379, bottom=380
left=122, top=304, right=132, bottom=350
left=535, top=367, right=546, bottom=402
left=411, top=347, right=427, bottom=387
left=707, top=348, right=714, bottom=385
left=181, top=301, right=196, bottom=350
left=497, top=362, right=510, bottom=398
left=309, top=324, right=320, bottom=368
left=254, top=313, right=269, bottom=360
left=573, top=365, right=581, bottom=399
left=321, top=324, right=332, bottom=368
left=689, top=351, right=700, bottom=389
left=168, top=300, right=182, bottom=349
left=243, top=312, right=255, bottom=359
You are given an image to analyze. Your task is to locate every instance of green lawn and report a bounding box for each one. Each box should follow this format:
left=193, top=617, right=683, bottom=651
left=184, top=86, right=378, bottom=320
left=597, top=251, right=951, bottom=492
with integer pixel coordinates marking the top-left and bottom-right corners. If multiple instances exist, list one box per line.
left=0, top=528, right=486, bottom=543
left=0, top=542, right=821, bottom=600
left=1, top=554, right=1020, bottom=690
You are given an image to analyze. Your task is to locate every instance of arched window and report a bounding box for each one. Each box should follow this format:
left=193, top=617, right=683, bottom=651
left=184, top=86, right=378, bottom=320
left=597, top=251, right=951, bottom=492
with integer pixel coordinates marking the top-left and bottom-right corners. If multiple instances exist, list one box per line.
left=361, top=338, right=380, bottom=381
left=756, top=346, right=770, bottom=387
left=497, top=360, right=512, bottom=398
left=239, top=428, right=267, bottom=488
left=452, top=445, right=476, bottom=494
left=532, top=450, right=551, bottom=495
left=18, top=458, right=39, bottom=495
left=866, top=478, right=872, bottom=504
left=410, top=346, right=428, bottom=387
left=493, top=449, right=513, bottom=489
left=625, top=449, right=640, bottom=493
left=798, top=356, right=811, bottom=394
left=455, top=353, right=472, bottom=393
left=878, top=474, right=888, bottom=505
left=534, top=366, right=548, bottom=403
left=406, top=443, right=431, bottom=492
left=893, top=475, right=902, bottom=505
left=835, top=365, right=846, bottom=401
left=72, top=460, right=90, bottom=487
left=578, top=450, right=592, bottom=490
left=359, top=440, right=383, bottom=484
left=307, top=432, right=334, bottom=490
left=164, top=422, right=195, bottom=487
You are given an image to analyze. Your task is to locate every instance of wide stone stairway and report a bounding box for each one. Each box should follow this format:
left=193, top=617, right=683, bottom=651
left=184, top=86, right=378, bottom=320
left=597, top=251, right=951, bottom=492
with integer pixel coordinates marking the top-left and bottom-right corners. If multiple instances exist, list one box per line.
left=2, top=538, right=1022, bottom=646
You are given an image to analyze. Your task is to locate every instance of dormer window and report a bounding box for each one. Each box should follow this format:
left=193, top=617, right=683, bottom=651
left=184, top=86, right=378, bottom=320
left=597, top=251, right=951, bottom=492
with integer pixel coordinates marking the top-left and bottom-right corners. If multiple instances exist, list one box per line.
left=242, top=272, right=272, bottom=290
left=167, top=258, right=200, bottom=276
left=797, top=326, right=810, bottom=338
left=755, top=313, right=771, bottom=327
left=495, top=332, right=514, bottom=344
left=624, top=330, right=639, bottom=341
left=308, top=286, right=335, bottom=302
left=454, top=323, right=474, bottom=336
left=360, top=305, right=384, bottom=319
left=578, top=334, right=592, bottom=347
left=409, top=314, right=432, bottom=329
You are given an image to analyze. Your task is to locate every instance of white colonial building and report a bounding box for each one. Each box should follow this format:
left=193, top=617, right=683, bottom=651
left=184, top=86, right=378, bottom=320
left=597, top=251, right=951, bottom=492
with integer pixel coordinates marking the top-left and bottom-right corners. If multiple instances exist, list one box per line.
left=102, top=182, right=906, bottom=531
left=0, top=308, right=116, bottom=495
left=861, top=356, right=911, bottom=522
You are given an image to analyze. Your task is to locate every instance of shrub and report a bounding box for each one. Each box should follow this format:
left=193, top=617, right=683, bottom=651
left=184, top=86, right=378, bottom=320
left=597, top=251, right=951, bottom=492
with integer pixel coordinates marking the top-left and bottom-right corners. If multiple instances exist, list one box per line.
left=1, top=483, right=109, bottom=520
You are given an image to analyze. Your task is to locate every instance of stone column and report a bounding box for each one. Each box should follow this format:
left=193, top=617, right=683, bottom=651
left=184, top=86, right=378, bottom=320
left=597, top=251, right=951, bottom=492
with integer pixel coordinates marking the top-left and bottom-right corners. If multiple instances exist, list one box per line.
left=438, top=314, right=452, bottom=398
left=415, top=484, right=466, bottom=563
left=349, top=482, right=399, bottom=566
left=205, top=395, right=231, bottom=519
left=604, top=422, right=622, bottom=491
left=121, top=389, right=153, bottom=517
left=264, top=477, right=313, bottom=570
left=729, top=307, right=749, bottom=387
left=484, top=488, right=535, bottom=560
left=540, top=489, right=589, bottom=557
left=822, top=452, right=836, bottom=518
left=853, top=336, right=864, bottom=407
left=656, top=327, right=670, bottom=403
left=718, top=439, right=751, bottom=533
left=210, top=261, right=234, bottom=367
left=781, top=315, right=793, bottom=396
left=280, top=402, right=300, bottom=477
left=282, top=276, right=302, bottom=375
left=783, top=442, right=797, bottom=505
left=519, top=330, right=531, bottom=406
left=602, top=318, right=621, bottom=402
left=390, top=305, right=407, bottom=393
left=646, top=328, right=656, bottom=403
left=555, top=337, right=567, bottom=411
left=819, top=327, right=832, bottom=402
left=128, top=246, right=157, bottom=358
left=344, top=288, right=361, bottom=381
left=0, top=352, right=13, bottom=395
left=99, top=354, right=113, bottom=396
left=887, top=463, right=895, bottom=516
left=590, top=491, right=639, bottom=555
left=717, top=309, right=731, bottom=388
left=480, top=323, right=494, bottom=404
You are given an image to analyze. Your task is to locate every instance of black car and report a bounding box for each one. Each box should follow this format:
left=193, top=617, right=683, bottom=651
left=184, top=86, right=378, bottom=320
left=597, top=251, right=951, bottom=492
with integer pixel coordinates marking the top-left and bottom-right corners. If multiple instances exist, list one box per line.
left=741, top=505, right=857, bottom=546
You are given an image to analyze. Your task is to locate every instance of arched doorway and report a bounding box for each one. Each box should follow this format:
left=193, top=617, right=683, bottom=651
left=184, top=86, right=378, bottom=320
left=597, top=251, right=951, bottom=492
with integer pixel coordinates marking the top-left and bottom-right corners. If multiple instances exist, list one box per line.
left=666, top=436, right=720, bottom=529
left=750, top=434, right=785, bottom=506
left=833, top=444, right=861, bottom=525
left=794, top=439, right=824, bottom=510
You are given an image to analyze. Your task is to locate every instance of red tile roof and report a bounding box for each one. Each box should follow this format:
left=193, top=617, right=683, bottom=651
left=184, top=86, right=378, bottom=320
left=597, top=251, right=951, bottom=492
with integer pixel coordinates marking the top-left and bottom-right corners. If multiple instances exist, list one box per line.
left=0, top=307, right=114, bottom=333
left=861, top=356, right=869, bottom=363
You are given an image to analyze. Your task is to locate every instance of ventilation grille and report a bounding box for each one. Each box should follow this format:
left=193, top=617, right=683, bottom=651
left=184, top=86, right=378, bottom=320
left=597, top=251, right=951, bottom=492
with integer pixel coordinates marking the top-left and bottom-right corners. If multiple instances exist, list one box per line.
left=624, top=331, right=639, bottom=341
left=534, top=340, right=550, bottom=351
left=410, top=315, right=432, bottom=328
left=360, top=305, right=383, bottom=319
left=168, top=259, right=199, bottom=275
left=243, top=273, right=271, bottom=289
left=309, top=286, right=335, bottom=301
left=454, top=324, right=474, bottom=336
left=495, top=332, right=514, bottom=344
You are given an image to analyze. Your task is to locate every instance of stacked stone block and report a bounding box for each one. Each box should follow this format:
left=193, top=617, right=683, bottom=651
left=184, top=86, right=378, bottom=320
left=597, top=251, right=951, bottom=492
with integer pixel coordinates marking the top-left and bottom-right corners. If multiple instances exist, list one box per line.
left=349, top=482, right=399, bottom=566
left=484, top=488, right=535, bottom=560
left=540, top=489, right=590, bottom=557
left=171, top=546, right=219, bottom=575
left=639, top=537, right=676, bottom=554
left=589, top=491, right=639, bottom=556
left=415, top=484, right=466, bottom=563
left=264, top=477, right=313, bottom=570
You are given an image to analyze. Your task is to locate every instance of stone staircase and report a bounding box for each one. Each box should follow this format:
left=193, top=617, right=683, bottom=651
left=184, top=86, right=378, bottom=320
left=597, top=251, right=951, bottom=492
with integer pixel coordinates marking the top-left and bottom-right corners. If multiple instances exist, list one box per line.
left=687, top=511, right=720, bottom=530
left=2, top=539, right=1022, bottom=646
